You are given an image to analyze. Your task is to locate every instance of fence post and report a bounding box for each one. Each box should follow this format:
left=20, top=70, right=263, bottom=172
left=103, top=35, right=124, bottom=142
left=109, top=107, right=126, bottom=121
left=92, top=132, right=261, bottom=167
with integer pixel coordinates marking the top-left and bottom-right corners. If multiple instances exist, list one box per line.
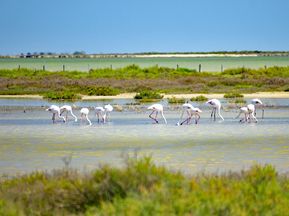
left=63, top=65, right=65, bottom=71
left=198, top=64, right=202, bottom=72
left=43, top=65, right=45, bottom=71
left=177, top=64, right=179, bottom=69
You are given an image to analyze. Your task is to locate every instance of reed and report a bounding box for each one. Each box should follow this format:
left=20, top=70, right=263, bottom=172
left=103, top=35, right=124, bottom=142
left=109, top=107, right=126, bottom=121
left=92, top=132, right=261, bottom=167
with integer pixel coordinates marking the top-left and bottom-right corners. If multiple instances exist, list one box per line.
left=0, top=157, right=289, bottom=215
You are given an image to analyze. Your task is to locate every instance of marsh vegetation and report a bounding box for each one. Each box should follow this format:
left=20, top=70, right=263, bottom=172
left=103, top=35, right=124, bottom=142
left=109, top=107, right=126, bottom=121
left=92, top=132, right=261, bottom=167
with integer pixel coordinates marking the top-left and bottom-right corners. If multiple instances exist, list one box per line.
left=0, top=66, right=288, bottom=100
left=0, top=157, right=289, bottom=215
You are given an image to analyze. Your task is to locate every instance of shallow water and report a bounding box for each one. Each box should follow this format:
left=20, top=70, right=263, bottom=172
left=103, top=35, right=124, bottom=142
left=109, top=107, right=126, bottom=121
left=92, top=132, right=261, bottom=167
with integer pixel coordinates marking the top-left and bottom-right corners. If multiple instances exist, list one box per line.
left=0, top=98, right=288, bottom=175
left=1, top=56, right=289, bottom=72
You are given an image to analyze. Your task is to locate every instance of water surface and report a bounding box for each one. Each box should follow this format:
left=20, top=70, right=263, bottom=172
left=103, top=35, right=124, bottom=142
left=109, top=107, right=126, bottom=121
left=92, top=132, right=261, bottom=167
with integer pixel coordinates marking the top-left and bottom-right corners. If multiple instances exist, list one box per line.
left=1, top=56, right=289, bottom=72
left=0, top=98, right=288, bottom=175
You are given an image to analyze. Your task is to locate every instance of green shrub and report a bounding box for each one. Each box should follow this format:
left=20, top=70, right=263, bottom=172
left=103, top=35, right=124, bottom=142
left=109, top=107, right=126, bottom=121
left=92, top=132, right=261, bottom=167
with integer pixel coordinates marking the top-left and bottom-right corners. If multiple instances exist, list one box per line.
left=85, top=86, right=119, bottom=96
left=167, top=97, right=186, bottom=104
left=43, top=91, right=81, bottom=100
left=224, top=92, right=244, bottom=98
left=134, top=90, right=163, bottom=100
left=190, top=95, right=208, bottom=102
left=234, top=98, right=247, bottom=104
left=1, top=158, right=289, bottom=215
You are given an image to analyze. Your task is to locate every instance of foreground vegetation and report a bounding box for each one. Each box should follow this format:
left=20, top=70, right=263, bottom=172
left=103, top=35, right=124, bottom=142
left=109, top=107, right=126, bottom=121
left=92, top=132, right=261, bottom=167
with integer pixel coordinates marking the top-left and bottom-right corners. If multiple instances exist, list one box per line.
left=0, top=65, right=289, bottom=99
left=0, top=157, right=289, bottom=215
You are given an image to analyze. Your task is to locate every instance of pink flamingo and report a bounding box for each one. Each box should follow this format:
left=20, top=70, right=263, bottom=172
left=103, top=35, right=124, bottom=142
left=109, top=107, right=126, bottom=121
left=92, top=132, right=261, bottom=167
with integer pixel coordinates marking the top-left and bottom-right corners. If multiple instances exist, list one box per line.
left=251, top=98, right=264, bottom=118
left=206, top=99, right=224, bottom=121
left=235, top=106, right=250, bottom=123
left=80, top=108, right=92, bottom=125
left=60, top=105, right=78, bottom=122
left=95, top=106, right=105, bottom=123
left=177, top=102, right=202, bottom=125
left=147, top=104, right=167, bottom=124
left=104, top=104, right=114, bottom=122
left=46, top=105, right=66, bottom=123
left=246, top=104, right=258, bottom=123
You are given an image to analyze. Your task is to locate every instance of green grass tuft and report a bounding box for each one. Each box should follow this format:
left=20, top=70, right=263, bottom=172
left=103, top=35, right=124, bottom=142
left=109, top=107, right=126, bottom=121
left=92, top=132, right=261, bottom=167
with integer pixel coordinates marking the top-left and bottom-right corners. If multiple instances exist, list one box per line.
left=1, top=157, right=289, bottom=215
left=190, top=95, right=208, bottom=102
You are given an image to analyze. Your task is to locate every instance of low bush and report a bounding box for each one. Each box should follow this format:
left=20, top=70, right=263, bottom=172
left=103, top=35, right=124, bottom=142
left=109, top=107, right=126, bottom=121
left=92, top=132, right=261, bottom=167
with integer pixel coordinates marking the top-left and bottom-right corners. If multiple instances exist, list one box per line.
left=224, top=92, right=244, bottom=98
left=85, top=86, right=120, bottom=96
left=134, top=90, right=163, bottom=100
left=190, top=95, right=208, bottom=102
left=43, top=91, right=81, bottom=100
left=167, top=97, right=186, bottom=104
left=1, top=157, right=289, bottom=215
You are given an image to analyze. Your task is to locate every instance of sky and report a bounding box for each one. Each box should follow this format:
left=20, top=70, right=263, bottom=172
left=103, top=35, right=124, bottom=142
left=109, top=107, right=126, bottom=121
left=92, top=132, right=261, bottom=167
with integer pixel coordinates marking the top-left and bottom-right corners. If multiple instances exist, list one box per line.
left=1, top=0, right=289, bottom=54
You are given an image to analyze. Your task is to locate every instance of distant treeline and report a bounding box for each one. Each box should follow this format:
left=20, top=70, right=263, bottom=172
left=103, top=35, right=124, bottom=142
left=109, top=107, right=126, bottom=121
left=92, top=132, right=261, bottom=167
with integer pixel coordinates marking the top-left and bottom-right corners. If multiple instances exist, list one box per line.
left=0, top=50, right=289, bottom=59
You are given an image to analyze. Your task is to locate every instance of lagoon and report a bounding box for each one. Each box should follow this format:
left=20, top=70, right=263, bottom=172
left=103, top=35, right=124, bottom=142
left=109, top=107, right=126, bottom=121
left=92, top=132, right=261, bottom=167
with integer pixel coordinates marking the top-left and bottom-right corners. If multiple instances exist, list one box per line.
left=1, top=56, right=289, bottom=72
left=0, top=98, right=288, bottom=175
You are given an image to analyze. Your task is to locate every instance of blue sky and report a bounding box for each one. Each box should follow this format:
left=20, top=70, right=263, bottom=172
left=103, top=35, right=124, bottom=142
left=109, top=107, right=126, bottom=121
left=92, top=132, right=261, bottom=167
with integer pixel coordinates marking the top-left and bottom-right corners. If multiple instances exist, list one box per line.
left=1, top=0, right=289, bottom=54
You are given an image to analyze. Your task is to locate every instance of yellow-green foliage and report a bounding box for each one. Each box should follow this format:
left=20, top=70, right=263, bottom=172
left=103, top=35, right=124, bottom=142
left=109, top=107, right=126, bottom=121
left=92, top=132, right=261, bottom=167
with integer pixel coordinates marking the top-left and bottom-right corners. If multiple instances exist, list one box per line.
left=190, top=95, right=208, bottom=102
left=224, top=92, right=244, bottom=98
left=167, top=97, right=186, bottom=104
left=1, top=158, right=289, bottom=215
left=0, top=66, right=289, bottom=96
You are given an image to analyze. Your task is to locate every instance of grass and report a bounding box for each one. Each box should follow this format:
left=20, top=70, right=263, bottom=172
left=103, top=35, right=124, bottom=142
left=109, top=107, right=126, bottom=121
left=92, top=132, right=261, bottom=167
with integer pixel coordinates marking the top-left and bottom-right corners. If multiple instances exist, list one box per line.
left=134, top=90, right=163, bottom=102
left=43, top=91, right=82, bottom=100
left=224, top=92, right=244, bottom=98
left=0, top=66, right=289, bottom=98
left=1, top=157, right=289, bottom=215
left=190, top=95, right=208, bottom=102
left=167, top=96, right=186, bottom=104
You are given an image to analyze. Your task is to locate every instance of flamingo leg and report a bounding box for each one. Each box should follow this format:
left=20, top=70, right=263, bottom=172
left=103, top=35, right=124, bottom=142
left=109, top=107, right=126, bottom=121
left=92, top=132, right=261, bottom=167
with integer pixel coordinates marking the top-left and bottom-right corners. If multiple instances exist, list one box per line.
left=195, top=114, right=200, bottom=124
left=149, top=110, right=158, bottom=124
left=65, top=112, right=68, bottom=122
left=96, top=113, right=100, bottom=123
left=155, top=111, right=159, bottom=123
left=214, top=108, right=216, bottom=121
left=210, top=109, right=214, bottom=119
left=180, top=111, right=191, bottom=125
left=52, top=113, right=56, bottom=123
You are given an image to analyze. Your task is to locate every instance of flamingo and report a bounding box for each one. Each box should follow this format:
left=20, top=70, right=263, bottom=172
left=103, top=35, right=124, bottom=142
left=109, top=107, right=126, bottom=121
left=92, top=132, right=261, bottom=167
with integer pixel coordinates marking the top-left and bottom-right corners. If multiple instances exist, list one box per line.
left=206, top=99, right=224, bottom=121
left=80, top=108, right=92, bottom=125
left=251, top=98, right=264, bottom=118
left=246, top=104, right=258, bottom=123
left=95, top=106, right=105, bottom=123
left=46, top=105, right=66, bottom=123
left=235, top=106, right=250, bottom=123
left=104, top=104, right=114, bottom=122
left=177, top=102, right=202, bottom=125
left=147, top=104, right=167, bottom=124
left=60, top=105, right=78, bottom=122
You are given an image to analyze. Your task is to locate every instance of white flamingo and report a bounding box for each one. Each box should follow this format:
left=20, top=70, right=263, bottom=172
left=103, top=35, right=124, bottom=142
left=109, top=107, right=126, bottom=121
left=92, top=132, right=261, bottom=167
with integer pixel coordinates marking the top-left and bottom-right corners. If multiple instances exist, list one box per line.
left=177, top=102, right=202, bottom=125
left=206, top=99, right=224, bottom=121
left=95, top=106, right=106, bottom=123
left=104, top=104, right=114, bottom=122
left=46, top=105, right=66, bottom=123
left=235, top=106, right=250, bottom=123
left=251, top=98, right=264, bottom=118
left=80, top=108, right=92, bottom=125
left=60, top=105, right=78, bottom=122
left=147, top=104, right=167, bottom=124
left=246, top=104, right=258, bottom=123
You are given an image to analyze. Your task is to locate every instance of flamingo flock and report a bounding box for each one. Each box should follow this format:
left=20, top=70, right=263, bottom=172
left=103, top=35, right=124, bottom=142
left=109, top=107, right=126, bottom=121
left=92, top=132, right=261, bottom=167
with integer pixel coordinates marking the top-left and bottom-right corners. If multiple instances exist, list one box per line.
left=46, top=98, right=264, bottom=125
